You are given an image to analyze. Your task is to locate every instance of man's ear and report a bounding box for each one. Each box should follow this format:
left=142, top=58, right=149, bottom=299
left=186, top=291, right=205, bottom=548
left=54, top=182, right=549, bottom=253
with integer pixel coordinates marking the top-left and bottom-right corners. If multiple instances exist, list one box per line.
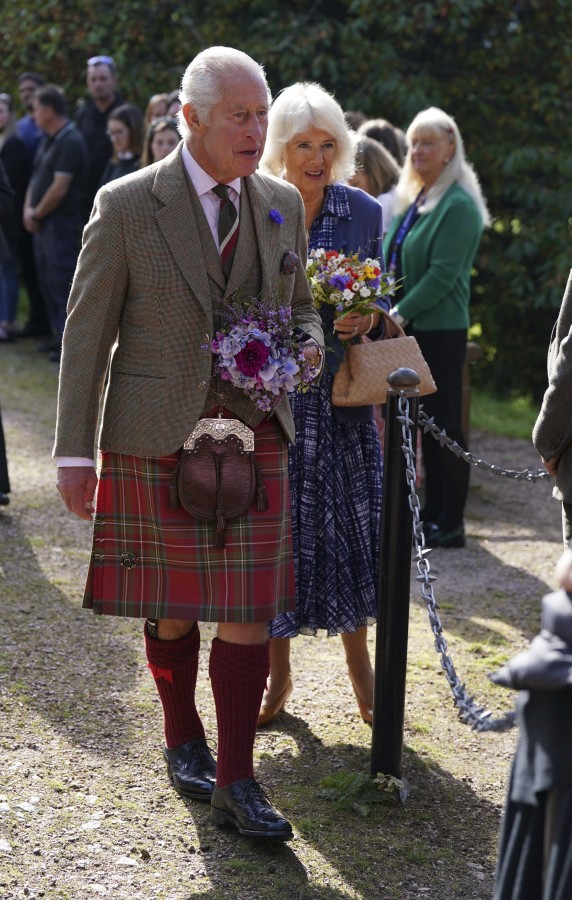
left=182, top=102, right=203, bottom=135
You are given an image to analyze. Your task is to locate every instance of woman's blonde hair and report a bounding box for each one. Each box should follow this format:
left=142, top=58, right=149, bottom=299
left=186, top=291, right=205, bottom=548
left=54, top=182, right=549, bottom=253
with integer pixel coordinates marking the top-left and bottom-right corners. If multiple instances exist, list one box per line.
left=395, top=106, right=490, bottom=226
left=260, top=82, right=356, bottom=184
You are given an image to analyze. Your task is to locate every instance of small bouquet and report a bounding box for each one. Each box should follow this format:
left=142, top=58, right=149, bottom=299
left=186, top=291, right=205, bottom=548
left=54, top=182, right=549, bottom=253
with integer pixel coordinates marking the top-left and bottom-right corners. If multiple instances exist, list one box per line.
left=211, top=297, right=316, bottom=412
left=306, top=249, right=395, bottom=319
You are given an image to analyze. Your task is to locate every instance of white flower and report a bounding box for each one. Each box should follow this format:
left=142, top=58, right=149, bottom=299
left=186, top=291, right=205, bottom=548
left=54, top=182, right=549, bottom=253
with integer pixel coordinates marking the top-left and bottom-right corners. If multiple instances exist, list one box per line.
left=351, top=282, right=360, bottom=292
left=360, top=287, right=371, bottom=298
left=342, top=289, right=354, bottom=301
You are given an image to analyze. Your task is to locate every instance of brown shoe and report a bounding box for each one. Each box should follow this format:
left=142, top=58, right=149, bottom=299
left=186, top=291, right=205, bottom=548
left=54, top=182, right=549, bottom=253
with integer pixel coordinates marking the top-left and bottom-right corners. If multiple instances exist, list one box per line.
left=257, top=678, right=293, bottom=728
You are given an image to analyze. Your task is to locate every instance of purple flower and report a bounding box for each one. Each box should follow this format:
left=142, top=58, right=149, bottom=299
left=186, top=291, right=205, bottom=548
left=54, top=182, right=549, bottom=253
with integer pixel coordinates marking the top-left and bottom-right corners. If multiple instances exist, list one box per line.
left=329, top=274, right=351, bottom=291
left=269, top=208, right=285, bottom=224
left=234, top=339, right=271, bottom=376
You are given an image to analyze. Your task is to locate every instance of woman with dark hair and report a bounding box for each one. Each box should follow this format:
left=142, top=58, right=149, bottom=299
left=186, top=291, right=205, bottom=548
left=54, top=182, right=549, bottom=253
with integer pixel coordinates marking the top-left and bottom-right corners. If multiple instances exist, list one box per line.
left=358, top=117, right=406, bottom=167
left=141, top=117, right=180, bottom=167
left=99, top=103, right=144, bottom=187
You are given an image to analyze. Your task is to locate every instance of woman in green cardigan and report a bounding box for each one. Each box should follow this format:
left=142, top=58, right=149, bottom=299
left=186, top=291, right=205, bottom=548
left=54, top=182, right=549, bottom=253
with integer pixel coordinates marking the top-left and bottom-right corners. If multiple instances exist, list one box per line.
left=384, top=107, right=490, bottom=548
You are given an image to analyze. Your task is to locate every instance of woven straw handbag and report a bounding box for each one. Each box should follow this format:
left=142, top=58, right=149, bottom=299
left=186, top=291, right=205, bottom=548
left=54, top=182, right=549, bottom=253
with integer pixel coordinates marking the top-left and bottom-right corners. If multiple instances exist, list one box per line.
left=331, top=309, right=437, bottom=406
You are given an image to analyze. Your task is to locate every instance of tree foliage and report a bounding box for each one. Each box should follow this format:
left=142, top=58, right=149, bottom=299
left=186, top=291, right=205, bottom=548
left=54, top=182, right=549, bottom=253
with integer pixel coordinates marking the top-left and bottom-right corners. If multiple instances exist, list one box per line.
left=3, top=0, right=571, bottom=399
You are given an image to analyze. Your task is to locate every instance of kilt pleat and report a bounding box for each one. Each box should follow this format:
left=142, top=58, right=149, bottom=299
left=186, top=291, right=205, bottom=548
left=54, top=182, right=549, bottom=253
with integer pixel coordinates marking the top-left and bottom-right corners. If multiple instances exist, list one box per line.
left=83, top=419, right=295, bottom=622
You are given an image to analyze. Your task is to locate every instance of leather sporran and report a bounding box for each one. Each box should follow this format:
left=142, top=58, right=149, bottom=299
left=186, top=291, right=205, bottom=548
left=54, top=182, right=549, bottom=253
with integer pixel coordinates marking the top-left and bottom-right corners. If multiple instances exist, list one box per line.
left=331, top=309, right=437, bottom=406
left=169, top=418, right=267, bottom=549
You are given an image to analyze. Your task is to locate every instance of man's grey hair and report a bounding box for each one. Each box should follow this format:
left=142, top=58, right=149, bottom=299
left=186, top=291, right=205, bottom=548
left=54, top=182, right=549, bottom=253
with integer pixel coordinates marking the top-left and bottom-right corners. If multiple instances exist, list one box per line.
left=260, top=82, right=356, bottom=184
left=177, top=46, right=271, bottom=141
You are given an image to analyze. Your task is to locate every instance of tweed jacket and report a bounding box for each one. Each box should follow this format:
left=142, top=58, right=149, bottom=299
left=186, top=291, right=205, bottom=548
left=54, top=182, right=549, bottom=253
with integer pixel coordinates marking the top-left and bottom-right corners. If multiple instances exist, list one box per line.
left=54, top=145, right=323, bottom=458
left=532, top=269, right=572, bottom=502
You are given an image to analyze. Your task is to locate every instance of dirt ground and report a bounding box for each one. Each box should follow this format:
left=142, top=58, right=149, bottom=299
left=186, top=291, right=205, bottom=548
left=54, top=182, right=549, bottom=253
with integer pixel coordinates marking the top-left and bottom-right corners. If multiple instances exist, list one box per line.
left=0, top=340, right=564, bottom=899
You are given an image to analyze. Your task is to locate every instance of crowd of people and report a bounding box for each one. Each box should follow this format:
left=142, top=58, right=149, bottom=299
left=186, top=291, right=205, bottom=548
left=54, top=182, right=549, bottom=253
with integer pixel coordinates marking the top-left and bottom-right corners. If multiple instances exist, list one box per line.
left=0, top=59, right=184, bottom=364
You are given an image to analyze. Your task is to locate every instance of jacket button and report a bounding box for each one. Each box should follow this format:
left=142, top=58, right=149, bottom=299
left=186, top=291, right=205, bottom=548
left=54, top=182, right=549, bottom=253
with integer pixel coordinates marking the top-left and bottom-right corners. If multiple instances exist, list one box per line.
left=197, top=380, right=208, bottom=390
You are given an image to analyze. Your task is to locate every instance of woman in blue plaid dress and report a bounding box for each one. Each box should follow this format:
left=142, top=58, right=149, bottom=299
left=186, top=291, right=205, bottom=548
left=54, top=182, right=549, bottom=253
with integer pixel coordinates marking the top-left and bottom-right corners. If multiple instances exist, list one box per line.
left=259, top=83, right=389, bottom=725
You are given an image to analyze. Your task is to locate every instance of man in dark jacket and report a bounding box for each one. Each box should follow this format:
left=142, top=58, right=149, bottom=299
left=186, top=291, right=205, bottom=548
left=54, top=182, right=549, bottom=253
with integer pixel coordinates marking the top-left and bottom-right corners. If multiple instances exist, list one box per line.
left=75, top=56, right=123, bottom=215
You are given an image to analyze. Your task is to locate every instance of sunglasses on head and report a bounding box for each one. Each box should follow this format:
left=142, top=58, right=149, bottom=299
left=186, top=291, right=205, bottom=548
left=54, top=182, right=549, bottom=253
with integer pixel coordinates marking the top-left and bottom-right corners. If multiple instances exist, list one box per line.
left=87, top=56, right=115, bottom=66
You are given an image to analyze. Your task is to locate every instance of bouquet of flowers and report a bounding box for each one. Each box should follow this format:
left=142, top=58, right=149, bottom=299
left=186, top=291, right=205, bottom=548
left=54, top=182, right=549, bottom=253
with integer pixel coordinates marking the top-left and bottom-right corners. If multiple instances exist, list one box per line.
left=211, top=297, right=316, bottom=412
left=306, top=248, right=395, bottom=319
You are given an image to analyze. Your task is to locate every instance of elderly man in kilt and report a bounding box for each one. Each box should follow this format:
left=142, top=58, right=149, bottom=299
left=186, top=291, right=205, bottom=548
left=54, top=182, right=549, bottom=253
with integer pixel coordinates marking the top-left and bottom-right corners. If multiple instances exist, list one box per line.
left=54, top=46, right=323, bottom=842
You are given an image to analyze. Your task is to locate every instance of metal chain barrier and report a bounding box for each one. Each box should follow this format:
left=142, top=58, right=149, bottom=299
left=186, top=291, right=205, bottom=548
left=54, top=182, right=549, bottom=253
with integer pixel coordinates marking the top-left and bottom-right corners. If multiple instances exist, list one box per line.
left=418, top=409, right=550, bottom=482
left=398, top=392, right=517, bottom=732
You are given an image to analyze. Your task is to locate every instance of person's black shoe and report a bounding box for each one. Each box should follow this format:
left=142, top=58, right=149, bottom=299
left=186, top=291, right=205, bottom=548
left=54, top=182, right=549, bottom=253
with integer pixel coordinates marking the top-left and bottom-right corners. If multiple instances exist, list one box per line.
left=211, top=778, right=294, bottom=840
left=0, top=493, right=9, bottom=506
left=13, top=323, right=51, bottom=339
left=424, top=522, right=466, bottom=548
left=163, top=738, right=216, bottom=801
left=48, top=349, right=61, bottom=364
left=37, top=339, right=59, bottom=353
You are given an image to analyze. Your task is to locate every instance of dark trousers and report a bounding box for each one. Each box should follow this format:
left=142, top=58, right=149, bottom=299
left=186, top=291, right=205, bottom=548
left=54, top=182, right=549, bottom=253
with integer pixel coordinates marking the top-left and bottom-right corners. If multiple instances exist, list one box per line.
left=33, top=213, right=82, bottom=340
left=413, top=328, right=469, bottom=530
left=0, top=408, right=9, bottom=494
left=19, top=230, right=50, bottom=333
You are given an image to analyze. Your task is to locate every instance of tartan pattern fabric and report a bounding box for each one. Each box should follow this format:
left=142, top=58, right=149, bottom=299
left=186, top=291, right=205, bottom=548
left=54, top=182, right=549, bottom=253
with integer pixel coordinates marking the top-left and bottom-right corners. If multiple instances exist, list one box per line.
left=83, top=419, right=295, bottom=622
left=269, top=364, right=382, bottom=638
left=307, top=182, right=351, bottom=250
left=212, top=183, right=239, bottom=277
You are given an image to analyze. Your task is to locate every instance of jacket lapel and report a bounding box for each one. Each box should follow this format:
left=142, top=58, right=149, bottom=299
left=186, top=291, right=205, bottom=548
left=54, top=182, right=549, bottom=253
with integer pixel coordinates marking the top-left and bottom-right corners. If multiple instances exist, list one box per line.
left=238, top=173, right=282, bottom=300
left=152, top=149, right=218, bottom=317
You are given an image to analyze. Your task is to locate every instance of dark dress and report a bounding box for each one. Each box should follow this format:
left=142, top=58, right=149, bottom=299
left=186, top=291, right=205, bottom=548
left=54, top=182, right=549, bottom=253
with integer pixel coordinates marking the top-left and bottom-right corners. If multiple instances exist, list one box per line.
left=269, top=183, right=388, bottom=637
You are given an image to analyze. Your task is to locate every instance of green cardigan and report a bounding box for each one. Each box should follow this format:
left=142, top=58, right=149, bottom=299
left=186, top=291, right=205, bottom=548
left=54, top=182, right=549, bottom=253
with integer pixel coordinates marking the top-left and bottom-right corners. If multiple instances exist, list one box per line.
left=383, top=183, right=484, bottom=331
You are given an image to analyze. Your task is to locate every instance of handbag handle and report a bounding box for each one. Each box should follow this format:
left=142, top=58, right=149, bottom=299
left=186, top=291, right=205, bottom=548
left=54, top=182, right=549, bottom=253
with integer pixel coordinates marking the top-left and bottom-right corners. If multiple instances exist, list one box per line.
left=377, top=307, right=406, bottom=340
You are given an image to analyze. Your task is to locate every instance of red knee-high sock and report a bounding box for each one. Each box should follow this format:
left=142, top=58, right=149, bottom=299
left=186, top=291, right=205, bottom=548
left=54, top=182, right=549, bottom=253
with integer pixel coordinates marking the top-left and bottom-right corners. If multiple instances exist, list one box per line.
left=209, top=637, right=270, bottom=788
left=144, top=622, right=205, bottom=749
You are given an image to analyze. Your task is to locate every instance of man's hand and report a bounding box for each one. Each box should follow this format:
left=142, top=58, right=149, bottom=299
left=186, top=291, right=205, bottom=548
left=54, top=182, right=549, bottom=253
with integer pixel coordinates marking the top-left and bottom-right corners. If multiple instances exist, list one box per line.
left=57, top=466, right=98, bottom=521
left=23, top=207, right=39, bottom=234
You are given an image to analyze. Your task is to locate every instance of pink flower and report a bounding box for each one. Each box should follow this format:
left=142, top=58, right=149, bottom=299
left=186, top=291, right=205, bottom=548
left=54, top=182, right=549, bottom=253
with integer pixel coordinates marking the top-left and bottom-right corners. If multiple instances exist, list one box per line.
left=234, top=339, right=270, bottom=376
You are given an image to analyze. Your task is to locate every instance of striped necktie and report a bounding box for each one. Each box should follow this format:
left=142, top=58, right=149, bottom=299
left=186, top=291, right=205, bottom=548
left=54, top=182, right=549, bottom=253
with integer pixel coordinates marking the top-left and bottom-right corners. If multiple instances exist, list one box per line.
left=212, top=183, right=239, bottom=278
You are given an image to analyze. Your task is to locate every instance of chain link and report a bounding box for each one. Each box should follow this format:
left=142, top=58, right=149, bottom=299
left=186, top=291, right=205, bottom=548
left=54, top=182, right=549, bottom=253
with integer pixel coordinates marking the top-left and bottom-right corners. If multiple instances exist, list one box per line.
left=398, top=392, right=516, bottom=732
left=418, top=409, right=550, bottom=482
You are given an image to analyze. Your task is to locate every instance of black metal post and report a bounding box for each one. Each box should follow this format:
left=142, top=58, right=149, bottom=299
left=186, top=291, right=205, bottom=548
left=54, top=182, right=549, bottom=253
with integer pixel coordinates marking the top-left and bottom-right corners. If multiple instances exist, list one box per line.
left=371, top=368, right=419, bottom=796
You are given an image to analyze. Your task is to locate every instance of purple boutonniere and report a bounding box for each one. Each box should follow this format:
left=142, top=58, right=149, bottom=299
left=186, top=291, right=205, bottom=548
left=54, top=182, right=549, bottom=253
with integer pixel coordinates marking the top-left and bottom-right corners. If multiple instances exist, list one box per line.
left=269, top=208, right=285, bottom=225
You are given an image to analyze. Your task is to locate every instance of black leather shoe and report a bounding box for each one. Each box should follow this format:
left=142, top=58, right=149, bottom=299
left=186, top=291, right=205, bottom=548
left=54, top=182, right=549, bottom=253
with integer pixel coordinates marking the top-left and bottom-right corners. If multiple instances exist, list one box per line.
left=13, top=323, right=51, bottom=338
left=37, top=339, right=59, bottom=353
left=424, top=522, right=465, bottom=548
left=0, top=493, right=9, bottom=506
left=211, top=778, right=293, bottom=840
left=163, top=738, right=216, bottom=801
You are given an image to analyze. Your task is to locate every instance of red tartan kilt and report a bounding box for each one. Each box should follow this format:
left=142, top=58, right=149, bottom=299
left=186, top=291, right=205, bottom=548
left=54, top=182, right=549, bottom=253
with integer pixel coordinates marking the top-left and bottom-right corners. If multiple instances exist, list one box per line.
left=83, top=418, right=295, bottom=622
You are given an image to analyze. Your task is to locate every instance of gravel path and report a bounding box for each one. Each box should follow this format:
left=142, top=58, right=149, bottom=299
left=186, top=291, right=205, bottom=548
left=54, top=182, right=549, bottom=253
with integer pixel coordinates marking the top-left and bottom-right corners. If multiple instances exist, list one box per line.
left=0, top=341, right=563, bottom=899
